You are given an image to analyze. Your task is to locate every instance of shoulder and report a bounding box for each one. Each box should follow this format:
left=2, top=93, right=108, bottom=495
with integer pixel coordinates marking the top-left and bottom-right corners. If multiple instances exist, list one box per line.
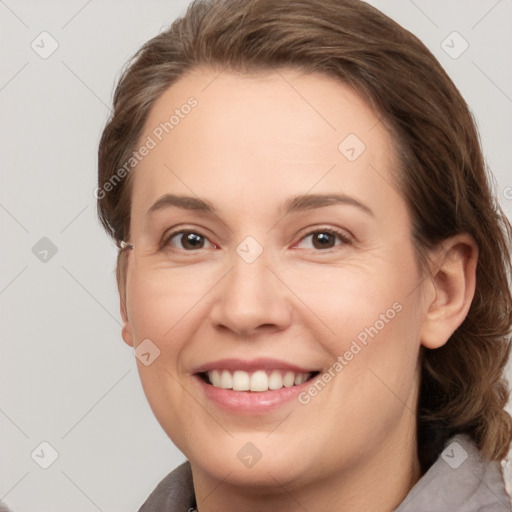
left=396, top=434, right=512, bottom=512
left=138, top=461, right=195, bottom=512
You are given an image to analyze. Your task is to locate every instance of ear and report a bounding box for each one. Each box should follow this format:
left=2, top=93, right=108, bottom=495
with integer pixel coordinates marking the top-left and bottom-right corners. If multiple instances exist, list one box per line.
left=120, top=296, right=134, bottom=347
left=420, top=234, right=478, bottom=350
left=117, top=250, right=134, bottom=347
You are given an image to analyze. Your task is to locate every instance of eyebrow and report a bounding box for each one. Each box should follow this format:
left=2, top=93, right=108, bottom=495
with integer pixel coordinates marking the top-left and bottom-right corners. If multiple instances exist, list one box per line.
left=147, top=195, right=216, bottom=215
left=282, top=193, right=374, bottom=217
left=147, top=193, right=374, bottom=217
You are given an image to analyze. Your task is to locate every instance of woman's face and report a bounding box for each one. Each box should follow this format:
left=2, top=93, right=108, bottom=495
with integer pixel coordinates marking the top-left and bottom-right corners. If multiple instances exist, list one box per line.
left=123, top=67, right=429, bottom=491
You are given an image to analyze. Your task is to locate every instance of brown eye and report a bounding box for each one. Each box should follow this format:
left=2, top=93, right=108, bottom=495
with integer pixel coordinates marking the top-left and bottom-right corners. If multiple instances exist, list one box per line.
left=311, top=232, right=336, bottom=249
left=166, top=231, right=213, bottom=250
left=296, top=229, right=350, bottom=250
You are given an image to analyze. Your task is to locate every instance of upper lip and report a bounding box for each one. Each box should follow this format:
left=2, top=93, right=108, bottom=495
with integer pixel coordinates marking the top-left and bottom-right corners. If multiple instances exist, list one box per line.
left=191, top=358, right=316, bottom=374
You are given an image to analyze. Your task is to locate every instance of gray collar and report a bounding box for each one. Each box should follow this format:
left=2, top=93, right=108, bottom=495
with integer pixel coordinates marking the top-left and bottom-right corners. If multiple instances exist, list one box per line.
left=396, top=434, right=511, bottom=511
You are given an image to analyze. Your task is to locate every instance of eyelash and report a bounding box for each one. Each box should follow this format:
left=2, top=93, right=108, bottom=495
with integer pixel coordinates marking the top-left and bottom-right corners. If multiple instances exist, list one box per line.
left=161, top=226, right=352, bottom=252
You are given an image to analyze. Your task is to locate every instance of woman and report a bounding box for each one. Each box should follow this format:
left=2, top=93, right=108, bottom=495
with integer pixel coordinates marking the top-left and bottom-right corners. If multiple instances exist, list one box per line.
left=97, top=0, right=512, bottom=510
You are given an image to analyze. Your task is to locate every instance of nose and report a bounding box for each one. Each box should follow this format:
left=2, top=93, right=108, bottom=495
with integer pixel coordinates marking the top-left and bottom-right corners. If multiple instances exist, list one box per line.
left=209, top=250, right=293, bottom=338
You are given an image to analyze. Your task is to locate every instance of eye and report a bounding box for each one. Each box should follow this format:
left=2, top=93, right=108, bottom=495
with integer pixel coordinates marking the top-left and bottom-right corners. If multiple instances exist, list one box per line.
left=161, top=227, right=350, bottom=252
left=295, top=228, right=351, bottom=250
left=164, top=230, right=216, bottom=251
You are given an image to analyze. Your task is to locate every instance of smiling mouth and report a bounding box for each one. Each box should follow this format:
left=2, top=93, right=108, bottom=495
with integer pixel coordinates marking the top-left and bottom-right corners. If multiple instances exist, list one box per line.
left=198, top=369, right=320, bottom=392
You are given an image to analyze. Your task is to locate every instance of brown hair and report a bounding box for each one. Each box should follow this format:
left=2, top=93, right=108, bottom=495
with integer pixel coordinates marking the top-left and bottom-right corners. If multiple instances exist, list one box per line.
left=97, top=0, right=512, bottom=471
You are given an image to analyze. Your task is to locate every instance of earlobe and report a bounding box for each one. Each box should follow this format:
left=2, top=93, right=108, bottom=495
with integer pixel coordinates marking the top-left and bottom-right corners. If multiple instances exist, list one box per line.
left=420, top=234, right=478, bottom=350
left=120, top=297, right=134, bottom=347
left=117, top=251, right=133, bottom=346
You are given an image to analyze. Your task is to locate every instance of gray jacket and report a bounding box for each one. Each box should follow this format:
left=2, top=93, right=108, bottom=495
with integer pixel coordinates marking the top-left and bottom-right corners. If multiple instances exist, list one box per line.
left=139, top=434, right=512, bottom=511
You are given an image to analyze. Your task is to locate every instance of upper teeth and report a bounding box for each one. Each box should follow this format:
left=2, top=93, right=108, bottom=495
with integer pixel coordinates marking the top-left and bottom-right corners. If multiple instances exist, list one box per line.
left=207, top=370, right=311, bottom=392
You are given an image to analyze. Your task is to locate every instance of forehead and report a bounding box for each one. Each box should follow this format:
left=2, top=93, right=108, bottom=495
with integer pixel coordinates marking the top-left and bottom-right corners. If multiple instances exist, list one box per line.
left=130, top=66, right=401, bottom=221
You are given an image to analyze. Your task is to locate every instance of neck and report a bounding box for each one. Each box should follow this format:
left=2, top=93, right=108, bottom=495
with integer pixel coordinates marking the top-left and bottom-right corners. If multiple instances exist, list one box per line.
left=191, top=416, right=422, bottom=512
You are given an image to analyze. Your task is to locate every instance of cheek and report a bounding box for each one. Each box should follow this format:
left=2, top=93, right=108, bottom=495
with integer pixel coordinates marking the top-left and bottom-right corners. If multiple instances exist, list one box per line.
left=320, top=277, right=422, bottom=423
left=303, top=276, right=422, bottom=458
left=280, top=254, right=422, bottom=352
left=124, top=271, right=211, bottom=448
left=287, top=254, right=424, bottom=418
left=125, top=264, right=214, bottom=343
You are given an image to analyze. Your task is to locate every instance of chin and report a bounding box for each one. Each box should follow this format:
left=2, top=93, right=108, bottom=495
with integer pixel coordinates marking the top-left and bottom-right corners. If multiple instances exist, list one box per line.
left=183, top=430, right=319, bottom=489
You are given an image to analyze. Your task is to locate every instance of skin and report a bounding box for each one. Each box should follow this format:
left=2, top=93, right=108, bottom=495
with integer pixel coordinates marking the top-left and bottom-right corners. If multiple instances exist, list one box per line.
left=120, top=66, right=477, bottom=511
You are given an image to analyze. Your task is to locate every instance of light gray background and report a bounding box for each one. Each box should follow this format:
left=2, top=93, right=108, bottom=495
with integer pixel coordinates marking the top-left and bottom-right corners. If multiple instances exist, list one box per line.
left=1, top=1, right=511, bottom=510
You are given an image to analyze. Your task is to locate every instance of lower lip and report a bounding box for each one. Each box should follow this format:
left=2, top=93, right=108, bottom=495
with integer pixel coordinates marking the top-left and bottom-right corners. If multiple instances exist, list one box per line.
left=194, top=375, right=313, bottom=414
